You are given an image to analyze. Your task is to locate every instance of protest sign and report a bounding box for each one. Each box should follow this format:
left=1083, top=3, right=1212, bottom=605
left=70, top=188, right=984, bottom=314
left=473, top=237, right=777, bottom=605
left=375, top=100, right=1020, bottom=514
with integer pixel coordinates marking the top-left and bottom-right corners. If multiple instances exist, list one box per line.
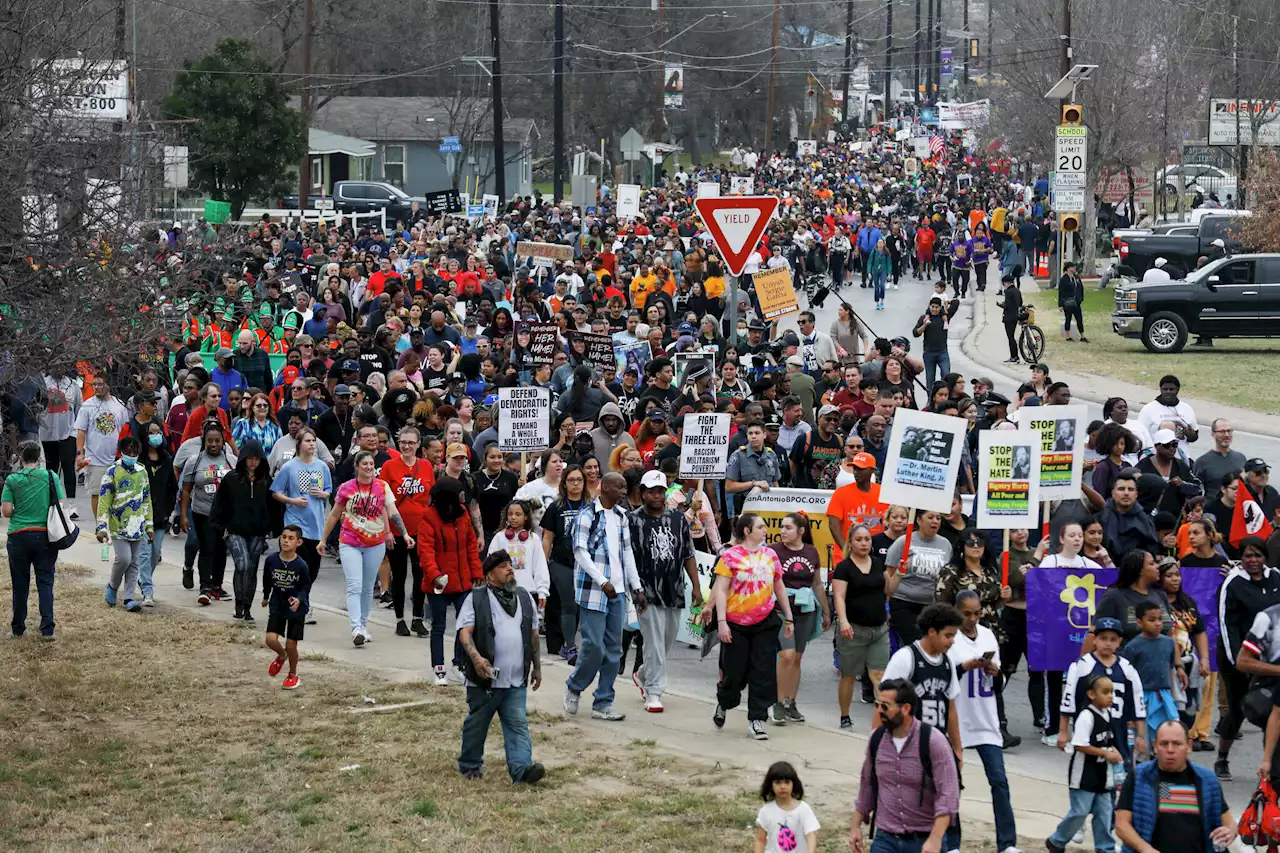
left=676, top=550, right=718, bottom=647
left=672, top=350, right=714, bottom=390
left=519, top=322, right=560, bottom=366
left=1019, top=404, right=1087, bottom=500
left=976, top=432, right=1040, bottom=528
left=878, top=409, right=965, bottom=513
left=752, top=266, right=799, bottom=320
left=679, top=413, right=731, bottom=479
left=740, top=488, right=840, bottom=574
left=614, top=339, right=652, bottom=377
left=497, top=387, right=551, bottom=452
left=730, top=176, right=755, bottom=194
left=617, top=183, right=641, bottom=220
left=1026, top=566, right=1223, bottom=671
left=575, top=331, right=615, bottom=376
left=697, top=181, right=721, bottom=199
left=482, top=193, right=500, bottom=219
left=515, top=241, right=574, bottom=265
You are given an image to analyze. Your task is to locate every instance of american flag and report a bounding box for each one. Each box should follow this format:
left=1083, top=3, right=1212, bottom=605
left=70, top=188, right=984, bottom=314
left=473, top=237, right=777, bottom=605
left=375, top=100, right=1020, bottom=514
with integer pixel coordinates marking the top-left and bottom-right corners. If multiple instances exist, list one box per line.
left=929, top=134, right=946, bottom=157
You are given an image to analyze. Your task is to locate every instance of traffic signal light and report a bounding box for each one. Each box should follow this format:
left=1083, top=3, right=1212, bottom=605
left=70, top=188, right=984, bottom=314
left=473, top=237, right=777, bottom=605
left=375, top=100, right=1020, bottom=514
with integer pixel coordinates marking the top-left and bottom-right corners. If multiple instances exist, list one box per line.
left=969, top=38, right=979, bottom=59
left=1060, top=213, right=1080, bottom=232
left=1062, top=104, right=1083, bottom=124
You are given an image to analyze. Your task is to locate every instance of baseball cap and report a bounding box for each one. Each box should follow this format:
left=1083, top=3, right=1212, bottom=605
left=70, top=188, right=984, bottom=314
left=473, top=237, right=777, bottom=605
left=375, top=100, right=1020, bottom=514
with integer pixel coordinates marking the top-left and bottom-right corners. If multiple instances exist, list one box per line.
left=341, top=359, right=360, bottom=373
left=446, top=442, right=469, bottom=459
left=971, top=376, right=995, bottom=388
left=640, top=470, right=667, bottom=490
left=677, top=321, right=696, bottom=336
left=818, top=404, right=841, bottom=419
left=280, top=366, right=301, bottom=385
left=852, top=452, right=877, bottom=469
left=215, top=347, right=233, bottom=359
left=647, top=408, right=668, bottom=422
left=333, top=384, right=352, bottom=397
left=1245, top=458, right=1271, bottom=473
left=1094, top=617, right=1124, bottom=637
left=1153, top=428, right=1178, bottom=446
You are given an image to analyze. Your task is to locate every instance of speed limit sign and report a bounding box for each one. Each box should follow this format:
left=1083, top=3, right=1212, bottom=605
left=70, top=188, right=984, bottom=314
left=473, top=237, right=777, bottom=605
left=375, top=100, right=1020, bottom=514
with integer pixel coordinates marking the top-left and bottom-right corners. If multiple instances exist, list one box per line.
left=1054, top=126, right=1087, bottom=194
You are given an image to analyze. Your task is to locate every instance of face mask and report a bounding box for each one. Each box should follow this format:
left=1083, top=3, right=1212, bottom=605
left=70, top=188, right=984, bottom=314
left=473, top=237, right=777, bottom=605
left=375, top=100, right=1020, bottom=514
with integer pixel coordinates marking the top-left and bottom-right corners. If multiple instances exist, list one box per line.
left=148, top=434, right=164, bottom=448
left=120, top=455, right=138, bottom=467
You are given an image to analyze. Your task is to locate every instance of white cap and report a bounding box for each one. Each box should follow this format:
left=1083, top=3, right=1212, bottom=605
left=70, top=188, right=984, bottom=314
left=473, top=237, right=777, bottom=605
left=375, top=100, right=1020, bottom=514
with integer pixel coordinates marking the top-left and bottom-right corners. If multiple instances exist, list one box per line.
left=1154, top=257, right=1167, bottom=268
left=1212, top=238, right=1225, bottom=248
left=1153, top=428, right=1178, bottom=445
left=640, top=470, right=668, bottom=490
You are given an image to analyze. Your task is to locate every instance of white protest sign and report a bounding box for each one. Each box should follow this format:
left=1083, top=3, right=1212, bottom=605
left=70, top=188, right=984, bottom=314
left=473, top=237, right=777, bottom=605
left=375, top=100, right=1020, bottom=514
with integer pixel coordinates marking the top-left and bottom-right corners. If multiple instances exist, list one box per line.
left=482, top=193, right=500, bottom=219
left=878, top=408, right=966, bottom=513
left=696, top=181, right=721, bottom=199
left=976, top=432, right=1041, bottom=529
left=729, top=176, right=755, bottom=194
left=497, top=386, right=551, bottom=452
left=617, top=183, right=641, bottom=220
left=679, top=413, right=731, bottom=479
left=1018, top=404, right=1088, bottom=500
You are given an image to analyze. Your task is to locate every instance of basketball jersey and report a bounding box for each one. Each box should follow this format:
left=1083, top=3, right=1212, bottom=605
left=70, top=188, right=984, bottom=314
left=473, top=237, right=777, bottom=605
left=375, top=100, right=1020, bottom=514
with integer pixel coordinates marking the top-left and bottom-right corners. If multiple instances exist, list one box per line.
left=909, top=642, right=957, bottom=730
left=1067, top=706, right=1115, bottom=792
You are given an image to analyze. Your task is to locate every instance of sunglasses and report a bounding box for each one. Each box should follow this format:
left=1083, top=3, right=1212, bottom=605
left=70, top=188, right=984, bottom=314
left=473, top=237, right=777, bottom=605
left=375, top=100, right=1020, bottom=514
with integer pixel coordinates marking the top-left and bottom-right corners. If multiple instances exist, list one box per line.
left=964, top=539, right=985, bottom=548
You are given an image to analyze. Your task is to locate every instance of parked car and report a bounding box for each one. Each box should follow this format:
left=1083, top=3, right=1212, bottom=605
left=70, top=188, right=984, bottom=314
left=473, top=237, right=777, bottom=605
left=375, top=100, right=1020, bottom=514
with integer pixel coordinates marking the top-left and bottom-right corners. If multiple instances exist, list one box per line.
left=1111, top=253, right=1280, bottom=353
left=1115, top=213, right=1250, bottom=276
left=281, top=181, right=428, bottom=223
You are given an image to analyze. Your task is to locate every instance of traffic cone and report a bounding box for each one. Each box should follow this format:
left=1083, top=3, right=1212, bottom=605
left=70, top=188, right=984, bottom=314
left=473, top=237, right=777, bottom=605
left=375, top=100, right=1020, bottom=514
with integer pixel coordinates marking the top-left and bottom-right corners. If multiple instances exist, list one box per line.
left=1036, top=255, right=1049, bottom=278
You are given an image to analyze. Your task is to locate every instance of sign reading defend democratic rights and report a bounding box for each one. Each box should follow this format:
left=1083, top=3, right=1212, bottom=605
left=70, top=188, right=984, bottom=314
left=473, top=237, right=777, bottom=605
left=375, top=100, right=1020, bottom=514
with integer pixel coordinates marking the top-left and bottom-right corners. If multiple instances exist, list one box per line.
left=498, top=387, right=551, bottom=452
left=679, top=413, right=730, bottom=479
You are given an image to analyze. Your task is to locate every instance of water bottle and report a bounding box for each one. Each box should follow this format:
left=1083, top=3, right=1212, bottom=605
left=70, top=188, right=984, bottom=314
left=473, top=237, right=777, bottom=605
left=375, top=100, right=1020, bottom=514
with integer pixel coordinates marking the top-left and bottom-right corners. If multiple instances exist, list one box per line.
left=100, top=542, right=110, bottom=561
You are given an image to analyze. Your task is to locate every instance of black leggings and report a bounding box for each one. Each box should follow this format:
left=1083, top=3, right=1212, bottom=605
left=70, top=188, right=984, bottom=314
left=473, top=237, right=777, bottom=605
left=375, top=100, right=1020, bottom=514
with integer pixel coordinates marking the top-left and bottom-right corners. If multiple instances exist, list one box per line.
left=547, top=560, right=578, bottom=653
left=299, top=538, right=322, bottom=583
left=42, top=437, right=77, bottom=498
left=1063, top=304, right=1084, bottom=334
left=974, top=261, right=989, bottom=290
left=1030, top=670, right=1064, bottom=736
left=1216, top=645, right=1251, bottom=743
left=1004, top=318, right=1019, bottom=360
left=387, top=535, right=424, bottom=620
left=889, top=598, right=925, bottom=647
left=192, top=512, right=227, bottom=591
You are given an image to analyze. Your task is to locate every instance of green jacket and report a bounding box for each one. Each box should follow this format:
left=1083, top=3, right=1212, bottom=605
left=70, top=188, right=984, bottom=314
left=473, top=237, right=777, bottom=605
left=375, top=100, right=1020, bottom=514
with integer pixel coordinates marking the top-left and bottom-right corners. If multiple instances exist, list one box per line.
left=96, top=462, right=154, bottom=541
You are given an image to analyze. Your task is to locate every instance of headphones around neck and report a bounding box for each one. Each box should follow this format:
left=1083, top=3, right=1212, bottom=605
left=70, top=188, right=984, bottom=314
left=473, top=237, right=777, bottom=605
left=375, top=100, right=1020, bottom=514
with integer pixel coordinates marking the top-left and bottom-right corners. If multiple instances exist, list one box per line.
left=505, top=528, right=530, bottom=542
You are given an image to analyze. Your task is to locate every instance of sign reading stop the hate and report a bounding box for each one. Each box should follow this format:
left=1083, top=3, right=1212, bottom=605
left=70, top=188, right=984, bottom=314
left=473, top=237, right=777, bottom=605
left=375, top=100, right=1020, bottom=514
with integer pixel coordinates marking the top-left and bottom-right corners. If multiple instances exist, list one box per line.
left=498, top=387, right=551, bottom=452
left=679, top=413, right=731, bottom=479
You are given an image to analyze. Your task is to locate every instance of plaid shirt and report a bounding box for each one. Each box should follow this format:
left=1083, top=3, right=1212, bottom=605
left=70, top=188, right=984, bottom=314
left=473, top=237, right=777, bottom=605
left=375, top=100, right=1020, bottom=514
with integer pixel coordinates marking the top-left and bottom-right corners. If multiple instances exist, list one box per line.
left=573, top=499, right=640, bottom=613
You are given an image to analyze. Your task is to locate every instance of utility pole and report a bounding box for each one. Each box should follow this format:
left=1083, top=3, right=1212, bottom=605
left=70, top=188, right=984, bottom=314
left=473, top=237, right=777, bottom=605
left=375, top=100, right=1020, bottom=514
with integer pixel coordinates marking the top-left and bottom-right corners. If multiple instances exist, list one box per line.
left=925, top=0, right=935, bottom=102
left=765, top=0, right=780, bottom=151
left=1232, top=6, right=1246, bottom=207
left=932, top=0, right=942, bottom=98
left=553, top=0, right=564, bottom=202
left=1059, top=0, right=1071, bottom=80
left=884, top=0, right=893, bottom=115
left=490, top=0, right=505, bottom=200
left=962, top=0, right=969, bottom=86
left=654, top=0, right=666, bottom=139
left=298, top=0, right=313, bottom=212
left=986, top=0, right=992, bottom=76
left=914, top=0, right=921, bottom=104
left=841, top=0, right=853, bottom=122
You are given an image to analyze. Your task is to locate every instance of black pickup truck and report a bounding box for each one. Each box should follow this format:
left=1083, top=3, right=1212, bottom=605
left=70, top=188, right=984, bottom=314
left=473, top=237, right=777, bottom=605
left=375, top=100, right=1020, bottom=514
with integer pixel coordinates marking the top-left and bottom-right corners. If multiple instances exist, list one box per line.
left=1116, top=214, right=1248, bottom=277
left=281, top=180, right=433, bottom=222
left=1111, top=253, right=1280, bottom=352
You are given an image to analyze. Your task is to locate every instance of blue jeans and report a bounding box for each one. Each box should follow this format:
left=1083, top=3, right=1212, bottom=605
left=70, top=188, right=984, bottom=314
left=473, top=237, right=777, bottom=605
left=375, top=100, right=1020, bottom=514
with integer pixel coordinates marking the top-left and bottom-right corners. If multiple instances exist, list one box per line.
left=137, top=530, right=165, bottom=597
left=922, top=350, right=951, bottom=390
left=1048, top=788, right=1115, bottom=853
left=429, top=590, right=470, bottom=669
left=974, top=743, right=1017, bottom=851
left=7, top=530, right=57, bottom=637
left=868, top=832, right=927, bottom=853
left=339, top=542, right=386, bottom=632
left=873, top=272, right=888, bottom=301
left=459, top=686, right=533, bottom=780
left=567, top=596, right=624, bottom=710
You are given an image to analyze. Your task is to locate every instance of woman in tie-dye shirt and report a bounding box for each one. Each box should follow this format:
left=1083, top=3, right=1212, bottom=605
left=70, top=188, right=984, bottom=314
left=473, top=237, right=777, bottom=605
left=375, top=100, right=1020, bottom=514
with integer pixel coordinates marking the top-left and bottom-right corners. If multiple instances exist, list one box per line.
left=700, top=513, right=795, bottom=740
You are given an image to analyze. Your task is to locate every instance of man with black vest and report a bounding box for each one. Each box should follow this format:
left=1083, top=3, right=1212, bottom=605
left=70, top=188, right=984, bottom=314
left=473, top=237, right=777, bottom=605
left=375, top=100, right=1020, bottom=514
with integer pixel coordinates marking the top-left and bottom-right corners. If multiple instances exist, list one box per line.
left=455, top=550, right=545, bottom=784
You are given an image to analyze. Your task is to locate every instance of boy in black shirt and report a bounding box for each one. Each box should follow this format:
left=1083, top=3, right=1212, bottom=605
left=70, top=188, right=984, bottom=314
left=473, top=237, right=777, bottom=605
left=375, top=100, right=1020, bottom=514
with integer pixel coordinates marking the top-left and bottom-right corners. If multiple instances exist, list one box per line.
left=261, top=525, right=312, bottom=690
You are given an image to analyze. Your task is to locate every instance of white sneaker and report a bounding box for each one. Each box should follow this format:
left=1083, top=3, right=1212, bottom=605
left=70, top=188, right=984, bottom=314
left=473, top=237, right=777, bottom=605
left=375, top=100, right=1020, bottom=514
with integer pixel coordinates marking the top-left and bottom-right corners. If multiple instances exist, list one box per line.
left=1072, top=829, right=1085, bottom=844
left=352, top=628, right=365, bottom=647
left=433, top=666, right=447, bottom=687
left=67, top=506, right=80, bottom=520
left=142, top=595, right=156, bottom=608
left=748, top=719, right=769, bottom=740
left=999, top=847, right=1025, bottom=853
left=644, top=695, right=665, bottom=713
left=1041, top=734, right=1057, bottom=747
left=360, top=627, right=373, bottom=643
left=563, top=690, right=580, bottom=715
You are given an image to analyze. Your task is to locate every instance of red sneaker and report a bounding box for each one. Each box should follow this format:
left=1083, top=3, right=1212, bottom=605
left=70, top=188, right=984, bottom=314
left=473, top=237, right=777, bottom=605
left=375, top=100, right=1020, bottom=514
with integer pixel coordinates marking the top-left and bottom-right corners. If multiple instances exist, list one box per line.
left=282, top=674, right=300, bottom=690
left=268, top=655, right=286, bottom=677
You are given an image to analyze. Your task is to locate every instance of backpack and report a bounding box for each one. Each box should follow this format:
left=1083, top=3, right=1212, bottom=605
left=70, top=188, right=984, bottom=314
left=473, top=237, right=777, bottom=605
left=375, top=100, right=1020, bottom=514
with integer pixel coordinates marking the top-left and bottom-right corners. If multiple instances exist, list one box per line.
left=1239, top=777, right=1280, bottom=848
left=866, top=722, right=934, bottom=837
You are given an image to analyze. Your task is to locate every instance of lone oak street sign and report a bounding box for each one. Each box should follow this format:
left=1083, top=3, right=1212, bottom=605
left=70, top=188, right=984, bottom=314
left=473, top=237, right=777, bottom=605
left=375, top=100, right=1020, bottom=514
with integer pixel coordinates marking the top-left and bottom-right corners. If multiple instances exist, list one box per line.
left=1053, top=126, right=1088, bottom=211
left=693, top=196, right=780, bottom=277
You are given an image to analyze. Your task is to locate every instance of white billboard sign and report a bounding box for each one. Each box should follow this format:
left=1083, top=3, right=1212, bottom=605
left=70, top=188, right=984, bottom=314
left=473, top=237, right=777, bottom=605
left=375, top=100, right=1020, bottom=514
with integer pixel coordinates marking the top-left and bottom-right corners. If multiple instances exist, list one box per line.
left=1208, top=98, right=1280, bottom=146
left=39, top=60, right=130, bottom=120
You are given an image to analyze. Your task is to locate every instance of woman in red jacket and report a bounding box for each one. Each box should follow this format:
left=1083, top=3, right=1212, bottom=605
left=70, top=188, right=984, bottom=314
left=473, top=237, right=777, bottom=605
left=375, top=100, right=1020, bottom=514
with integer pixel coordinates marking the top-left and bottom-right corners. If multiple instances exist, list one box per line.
left=380, top=426, right=435, bottom=639
left=418, top=476, right=482, bottom=685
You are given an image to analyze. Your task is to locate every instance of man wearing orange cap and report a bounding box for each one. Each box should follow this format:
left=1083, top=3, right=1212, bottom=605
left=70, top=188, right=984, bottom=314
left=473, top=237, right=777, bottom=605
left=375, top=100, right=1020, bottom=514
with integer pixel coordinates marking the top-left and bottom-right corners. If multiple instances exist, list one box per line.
left=824, top=452, right=886, bottom=562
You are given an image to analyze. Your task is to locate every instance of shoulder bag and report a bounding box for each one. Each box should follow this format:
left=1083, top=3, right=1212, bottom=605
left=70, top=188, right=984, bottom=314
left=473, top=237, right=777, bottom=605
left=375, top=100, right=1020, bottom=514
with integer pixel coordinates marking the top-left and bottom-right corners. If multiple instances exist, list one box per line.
left=45, top=471, right=80, bottom=550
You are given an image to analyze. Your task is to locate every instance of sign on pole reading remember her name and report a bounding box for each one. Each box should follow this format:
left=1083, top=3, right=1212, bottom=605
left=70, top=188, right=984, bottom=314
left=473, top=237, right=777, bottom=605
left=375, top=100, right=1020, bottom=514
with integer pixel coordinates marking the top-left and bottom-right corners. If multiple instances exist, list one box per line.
left=1019, top=404, right=1087, bottom=500
left=976, top=431, right=1041, bottom=528
left=878, top=408, right=965, bottom=513
left=498, top=387, right=551, bottom=452
left=679, top=413, right=731, bottom=479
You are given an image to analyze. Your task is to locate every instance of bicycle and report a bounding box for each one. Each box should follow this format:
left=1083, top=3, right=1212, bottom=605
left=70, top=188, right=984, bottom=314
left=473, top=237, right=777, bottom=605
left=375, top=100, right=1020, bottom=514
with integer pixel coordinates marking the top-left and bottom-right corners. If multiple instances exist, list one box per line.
left=1017, top=304, right=1046, bottom=363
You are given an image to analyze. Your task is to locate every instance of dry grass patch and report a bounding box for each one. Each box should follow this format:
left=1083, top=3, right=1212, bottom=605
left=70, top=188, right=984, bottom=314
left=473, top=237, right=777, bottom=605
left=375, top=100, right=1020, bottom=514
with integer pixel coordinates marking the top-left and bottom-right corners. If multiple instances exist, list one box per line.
left=0, top=571, right=755, bottom=852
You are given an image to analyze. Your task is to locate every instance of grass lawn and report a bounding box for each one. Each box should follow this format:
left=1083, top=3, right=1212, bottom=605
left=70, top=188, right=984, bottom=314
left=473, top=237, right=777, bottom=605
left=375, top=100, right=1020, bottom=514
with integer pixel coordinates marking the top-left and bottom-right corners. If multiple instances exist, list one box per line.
left=0, top=567, right=756, bottom=852
left=1043, top=288, right=1280, bottom=413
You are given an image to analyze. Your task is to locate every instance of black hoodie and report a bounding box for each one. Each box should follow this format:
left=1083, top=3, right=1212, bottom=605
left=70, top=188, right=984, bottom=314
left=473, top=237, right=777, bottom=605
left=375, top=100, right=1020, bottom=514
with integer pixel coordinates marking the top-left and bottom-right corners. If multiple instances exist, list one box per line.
left=211, top=439, right=273, bottom=536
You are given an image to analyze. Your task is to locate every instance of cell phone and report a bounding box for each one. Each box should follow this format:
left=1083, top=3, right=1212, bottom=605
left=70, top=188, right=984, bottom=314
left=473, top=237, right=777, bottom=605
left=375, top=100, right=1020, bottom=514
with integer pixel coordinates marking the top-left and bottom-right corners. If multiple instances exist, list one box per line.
left=982, top=651, right=996, bottom=660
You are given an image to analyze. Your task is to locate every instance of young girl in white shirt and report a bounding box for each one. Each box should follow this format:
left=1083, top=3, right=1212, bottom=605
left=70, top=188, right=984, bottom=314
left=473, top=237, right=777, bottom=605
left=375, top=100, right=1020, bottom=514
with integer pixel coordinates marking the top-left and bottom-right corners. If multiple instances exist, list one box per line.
left=755, top=761, right=819, bottom=853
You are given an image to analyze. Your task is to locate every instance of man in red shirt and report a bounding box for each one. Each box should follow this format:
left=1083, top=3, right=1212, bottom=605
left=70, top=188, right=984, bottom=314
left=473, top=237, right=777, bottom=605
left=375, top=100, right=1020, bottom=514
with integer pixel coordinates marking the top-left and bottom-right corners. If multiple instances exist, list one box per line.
left=824, top=453, right=886, bottom=561
left=367, top=257, right=402, bottom=300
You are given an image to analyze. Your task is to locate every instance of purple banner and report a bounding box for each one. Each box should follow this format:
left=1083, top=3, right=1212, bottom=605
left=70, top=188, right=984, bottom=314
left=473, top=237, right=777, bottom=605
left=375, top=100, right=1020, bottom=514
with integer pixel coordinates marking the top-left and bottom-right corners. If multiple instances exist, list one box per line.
left=1026, top=566, right=1223, bottom=672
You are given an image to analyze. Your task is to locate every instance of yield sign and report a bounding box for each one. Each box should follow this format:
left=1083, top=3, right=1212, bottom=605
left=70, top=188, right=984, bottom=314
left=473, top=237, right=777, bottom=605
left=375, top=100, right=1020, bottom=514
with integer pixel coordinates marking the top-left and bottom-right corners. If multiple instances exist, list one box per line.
left=694, top=196, right=779, bottom=277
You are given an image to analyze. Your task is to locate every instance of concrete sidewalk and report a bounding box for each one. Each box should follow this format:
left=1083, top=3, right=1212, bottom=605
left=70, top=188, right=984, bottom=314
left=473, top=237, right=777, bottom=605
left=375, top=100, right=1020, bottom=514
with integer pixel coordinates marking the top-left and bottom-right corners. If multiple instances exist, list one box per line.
left=959, top=278, right=1280, bottom=440
left=35, top=522, right=1074, bottom=847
